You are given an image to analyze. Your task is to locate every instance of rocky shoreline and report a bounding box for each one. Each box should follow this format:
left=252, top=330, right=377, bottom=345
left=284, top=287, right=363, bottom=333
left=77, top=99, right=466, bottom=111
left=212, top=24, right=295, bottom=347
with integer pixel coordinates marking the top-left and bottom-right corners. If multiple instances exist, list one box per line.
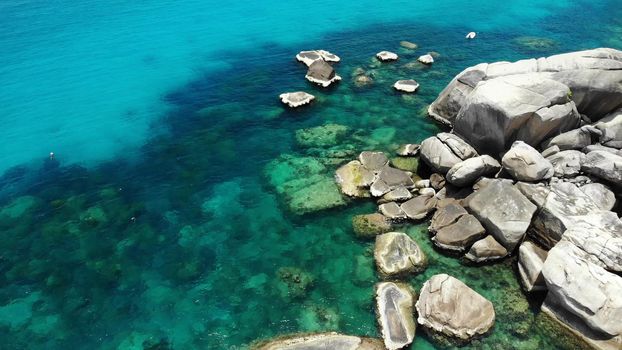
left=257, top=48, right=622, bottom=349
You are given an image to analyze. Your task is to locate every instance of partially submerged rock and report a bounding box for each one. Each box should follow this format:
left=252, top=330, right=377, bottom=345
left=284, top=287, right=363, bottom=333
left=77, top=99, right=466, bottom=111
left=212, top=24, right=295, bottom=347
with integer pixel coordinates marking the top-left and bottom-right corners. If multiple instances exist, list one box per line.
left=396, top=144, right=420, bottom=156
left=464, top=235, right=508, bottom=263
left=401, top=193, right=437, bottom=220
left=279, top=92, right=315, bottom=108
left=296, top=49, right=341, bottom=66
left=418, top=54, right=434, bottom=64
left=374, top=232, right=426, bottom=277
left=465, top=179, right=537, bottom=251
left=379, top=202, right=407, bottom=220
left=517, top=241, right=548, bottom=292
left=352, top=213, right=393, bottom=239
left=416, top=274, right=495, bottom=342
left=295, top=124, right=348, bottom=148
left=254, top=332, right=384, bottom=350
left=432, top=214, right=485, bottom=252
left=376, top=51, right=398, bottom=62
left=335, top=160, right=375, bottom=198
left=502, top=141, right=554, bottom=181
left=393, top=80, right=420, bottom=93
left=375, top=282, right=416, bottom=350
left=306, top=60, right=342, bottom=87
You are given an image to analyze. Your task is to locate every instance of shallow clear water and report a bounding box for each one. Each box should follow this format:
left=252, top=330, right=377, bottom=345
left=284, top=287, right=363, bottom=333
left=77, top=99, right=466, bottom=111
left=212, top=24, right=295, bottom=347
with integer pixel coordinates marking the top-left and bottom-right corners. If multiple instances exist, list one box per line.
left=1, top=0, right=621, bottom=349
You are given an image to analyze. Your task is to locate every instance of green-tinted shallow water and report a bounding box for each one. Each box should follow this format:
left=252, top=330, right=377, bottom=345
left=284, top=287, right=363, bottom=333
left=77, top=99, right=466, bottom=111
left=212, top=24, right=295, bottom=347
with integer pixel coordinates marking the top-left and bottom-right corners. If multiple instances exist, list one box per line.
left=2, top=1, right=622, bottom=349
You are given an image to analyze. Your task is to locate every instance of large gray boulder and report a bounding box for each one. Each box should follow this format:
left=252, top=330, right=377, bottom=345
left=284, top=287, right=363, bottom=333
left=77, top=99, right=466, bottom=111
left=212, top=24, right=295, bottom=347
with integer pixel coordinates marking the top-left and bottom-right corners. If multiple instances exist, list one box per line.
left=595, top=108, right=622, bottom=148
left=581, top=150, right=622, bottom=185
left=542, top=240, right=622, bottom=338
left=401, top=193, right=438, bottom=220
left=375, top=282, right=416, bottom=350
left=541, top=126, right=593, bottom=151
left=254, top=332, right=384, bottom=350
left=502, top=141, right=554, bottom=181
left=374, top=232, right=426, bottom=277
left=428, top=201, right=468, bottom=234
left=420, top=133, right=478, bottom=174
left=561, top=211, right=622, bottom=272
left=446, top=155, right=501, bottom=187
left=517, top=241, right=548, bottom=292
left=416, top=274, right=495, bottom=342
left=335, top=160, right=375, bottom=198
left=429, top=48, right=622, bottom=126
left=517, top=182, right=601, bottom=248
left=579, top=183, right=616, bottom=211
left=465, top=179, right=537, bottom=251
left=546, top=150, right=585, bottom=177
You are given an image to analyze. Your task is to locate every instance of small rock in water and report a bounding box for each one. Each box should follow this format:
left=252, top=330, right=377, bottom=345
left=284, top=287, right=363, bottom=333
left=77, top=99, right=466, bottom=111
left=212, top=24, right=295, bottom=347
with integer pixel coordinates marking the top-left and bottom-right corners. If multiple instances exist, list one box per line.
left=305, top=59, right=342, bottom=87
left=393, top=80, right=420, bottom=93
left=396, top=144, right=420, bottom=156
left=418, top=54, right=434, bottom=64
left=464, top=235, right=508, bottom=263
left=466, top=32, right=476, bottom=39
left=374, top=232, right=426, bottom=277
left=296, top=49, right=340, bottom=66
left=376, top=51, right=399, bottom=62
left=400, top=41, right=418, bottom=50
left=279, top=91, right=315, bottom=108
left=352, top=213, right=393, bottom=239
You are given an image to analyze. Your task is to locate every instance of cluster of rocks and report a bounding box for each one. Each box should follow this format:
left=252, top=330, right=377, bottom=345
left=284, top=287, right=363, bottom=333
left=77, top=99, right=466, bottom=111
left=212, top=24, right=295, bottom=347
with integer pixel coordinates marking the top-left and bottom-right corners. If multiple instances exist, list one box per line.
left=422, top=48, right=622, bottom=349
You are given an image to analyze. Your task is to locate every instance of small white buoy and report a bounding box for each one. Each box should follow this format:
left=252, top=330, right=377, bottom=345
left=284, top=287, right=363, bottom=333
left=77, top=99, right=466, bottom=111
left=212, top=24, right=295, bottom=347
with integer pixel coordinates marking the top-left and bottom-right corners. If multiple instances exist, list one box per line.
left=466, top=32, right=477, bottom=39
left=49, top=152, right=55, bottom=160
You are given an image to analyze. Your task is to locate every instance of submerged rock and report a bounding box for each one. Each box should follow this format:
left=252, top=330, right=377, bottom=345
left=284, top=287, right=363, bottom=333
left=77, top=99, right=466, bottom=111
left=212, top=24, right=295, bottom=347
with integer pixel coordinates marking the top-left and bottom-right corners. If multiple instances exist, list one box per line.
left=416, top=274, right=495, bottom=342
left=254, top=332, right=384, bottom=350
left=335, top=160, right=375, bottom=198
left=376, top=51, right=398, bottom=62
left=390, top=157, right=419, bottom=172
left=295, top=124, right=349, bottom=148
left=275, top=266, right=314, bottom=300
left=502, top=141, right=554, bottom=181
left=393, top=80, right=420, bottom=93
left=306, top=59, right=342, bottom=87
left=464, top=235, right=508, bottom=263
left=400, top=41, right=418, bottom=50
left=374, top=232, right=426, bottom=277
left=279, top=92, right=315, bottom=108
left=465, top=179, right=536, bottom=251
left=375, top=282, right=416, bottom=350
left=517, top=241, right=548, bottom=292
left=352, top=213, right=393, bottom=239
left=359, top=151, right=389, bottom=171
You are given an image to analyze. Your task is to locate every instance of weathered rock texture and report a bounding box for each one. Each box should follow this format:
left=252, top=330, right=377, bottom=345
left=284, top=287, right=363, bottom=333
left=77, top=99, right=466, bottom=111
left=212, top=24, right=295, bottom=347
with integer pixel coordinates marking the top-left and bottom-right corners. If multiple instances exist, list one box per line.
left=517, top=241, right=548, bottom=292
left=375, top=282, right=416, bottom=350
left=254, top=332, right=384, bottom=350
left=374, top=232, right=426, bottom=277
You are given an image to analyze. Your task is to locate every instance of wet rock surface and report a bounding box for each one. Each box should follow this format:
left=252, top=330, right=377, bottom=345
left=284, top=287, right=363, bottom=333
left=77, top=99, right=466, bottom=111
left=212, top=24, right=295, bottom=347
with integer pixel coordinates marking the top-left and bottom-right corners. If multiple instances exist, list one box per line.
left=375, top=282, right=416, bottom=350
left=374, top=232, right=426, bottom=277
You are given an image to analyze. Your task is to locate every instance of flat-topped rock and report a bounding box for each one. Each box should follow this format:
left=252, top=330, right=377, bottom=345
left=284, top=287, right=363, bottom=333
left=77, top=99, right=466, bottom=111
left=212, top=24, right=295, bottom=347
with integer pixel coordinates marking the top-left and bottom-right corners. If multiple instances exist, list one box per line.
left=279, top=92, right=315, bottom=108
left=420, top=133, right=478, bottom=174
left=306, top=59, right=342, bottom=87
left=464, top=235, right=508, bottom=263
left=465, top=179, right=537, bottom=251
left=254, top=332, right=384, bottom=350
left=546, top=150, right=584, bottom=177
left=296, top=49, right=341, bottom=66
left=446, top=155, right=501, bottom=187
left=400, top=41, right=418, bottom=50
left=376, top=51, right=398, bottom=62
left=359, top=151, right=389, bottom=171
left=581, top=150, right=622, bottom=185
left=502, top=141, right=554, bottom=181
left=401, top=193, right=437, bottom=220
left=416, top=274, right=495, bottom=342
left=382, top=186, right=413, bottom=202
left=352, top=213, right=393, bottom=239
left=418, top=54, right=434, bottom=64
left=374, top=232, right=426, bottom=277
left=542, top=240, right=622, bottom=338
left=428, top=202, right=468, bottom=234
left=379, top=202, right=407, bottom=220
left=335, top=160, right=375, bottom=198
left=433, top=214, right=486, bottom=252
left=393, top=80, right=420, bottom=93
left=370, top=167, right=414, bottom=197
left=517, top=241, right=548, bottom=292
left=375, top=282, right=416, bottom=350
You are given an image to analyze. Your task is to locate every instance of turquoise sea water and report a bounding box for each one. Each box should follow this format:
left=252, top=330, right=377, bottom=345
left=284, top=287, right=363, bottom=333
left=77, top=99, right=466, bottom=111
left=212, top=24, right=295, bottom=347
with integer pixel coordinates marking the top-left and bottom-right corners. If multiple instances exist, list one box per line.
left=1, top=1, right=621, bottom=349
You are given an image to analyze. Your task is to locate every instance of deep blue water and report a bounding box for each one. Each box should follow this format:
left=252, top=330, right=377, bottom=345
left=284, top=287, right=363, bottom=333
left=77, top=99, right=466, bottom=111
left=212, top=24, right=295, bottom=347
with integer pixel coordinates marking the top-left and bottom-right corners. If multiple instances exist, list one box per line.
left=0, top=1, right=621, bottom=349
